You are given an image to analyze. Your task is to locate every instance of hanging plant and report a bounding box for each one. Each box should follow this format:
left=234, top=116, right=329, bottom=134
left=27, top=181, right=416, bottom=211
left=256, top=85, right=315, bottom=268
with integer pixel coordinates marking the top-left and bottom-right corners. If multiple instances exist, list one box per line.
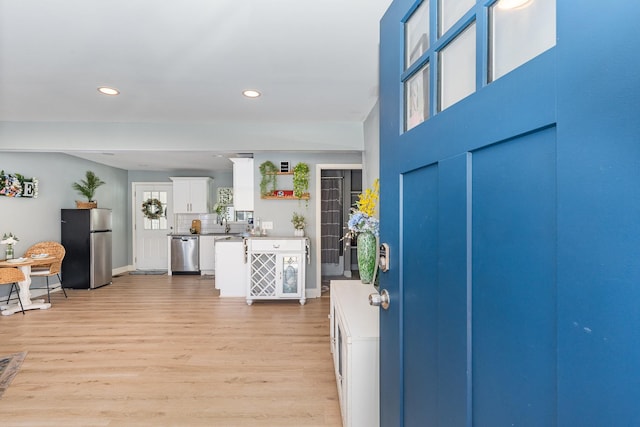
left=292, top=162, right=310, bottom=199
left=259, top=161, right=279, bottom=196
left=141, top=198, right=165, bottom=220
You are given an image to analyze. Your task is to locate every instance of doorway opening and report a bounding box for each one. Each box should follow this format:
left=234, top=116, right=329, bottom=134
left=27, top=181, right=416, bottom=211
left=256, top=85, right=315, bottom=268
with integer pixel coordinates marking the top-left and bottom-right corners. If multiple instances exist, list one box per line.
left=315, top=164, right=362, bottom=297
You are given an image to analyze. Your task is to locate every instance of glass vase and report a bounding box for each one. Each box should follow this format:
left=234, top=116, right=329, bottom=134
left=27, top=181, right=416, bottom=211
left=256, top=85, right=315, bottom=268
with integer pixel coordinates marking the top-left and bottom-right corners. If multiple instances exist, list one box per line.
left=5, top=244, right=14, bottom=260
left=356, top=231, right=377, bottom=284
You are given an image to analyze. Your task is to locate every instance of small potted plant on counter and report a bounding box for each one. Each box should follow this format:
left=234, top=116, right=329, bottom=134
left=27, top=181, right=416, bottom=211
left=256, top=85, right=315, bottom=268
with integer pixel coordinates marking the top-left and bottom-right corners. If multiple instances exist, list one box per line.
left=291, top=212, right=306, bottom=237
left=72, top=170, right=105, bottom=209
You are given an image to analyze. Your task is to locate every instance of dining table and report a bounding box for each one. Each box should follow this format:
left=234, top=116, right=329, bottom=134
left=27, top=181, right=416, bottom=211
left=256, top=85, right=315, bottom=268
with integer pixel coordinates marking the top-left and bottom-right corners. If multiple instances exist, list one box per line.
left=0, top=255, right=57, bottom=316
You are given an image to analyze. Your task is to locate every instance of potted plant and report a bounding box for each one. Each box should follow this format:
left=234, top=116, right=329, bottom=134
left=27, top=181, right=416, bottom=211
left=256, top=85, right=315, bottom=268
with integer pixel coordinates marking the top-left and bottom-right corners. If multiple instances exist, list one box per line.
left=292, top=162, right=309, bottom=200
left=291, top=212, right=306, bottom=236
left=72, top=170, right=105, bottom=209
left=259, top=161, right=279, bottom=197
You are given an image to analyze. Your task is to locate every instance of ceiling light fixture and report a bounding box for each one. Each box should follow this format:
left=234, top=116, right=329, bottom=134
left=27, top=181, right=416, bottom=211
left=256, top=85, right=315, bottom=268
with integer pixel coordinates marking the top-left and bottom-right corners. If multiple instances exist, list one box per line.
left=97, top=86, right=120, bottom=96
left=497, top=0, right=533, bottom=9
left=242, top=89, right=261, bottom=98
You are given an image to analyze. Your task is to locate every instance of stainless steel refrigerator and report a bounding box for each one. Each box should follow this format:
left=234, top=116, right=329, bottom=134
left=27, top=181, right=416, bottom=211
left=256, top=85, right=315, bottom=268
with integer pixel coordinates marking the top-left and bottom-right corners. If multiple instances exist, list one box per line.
left=61, top=208, right=112, bottom=289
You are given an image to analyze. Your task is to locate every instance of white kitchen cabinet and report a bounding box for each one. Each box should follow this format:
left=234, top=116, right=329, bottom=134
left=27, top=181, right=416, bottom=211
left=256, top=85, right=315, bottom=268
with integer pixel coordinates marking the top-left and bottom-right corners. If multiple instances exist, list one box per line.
left=199, top=235, right=216, bottom=274
left=246, top=237, right=308, bottom=305
left=329, top=280, right=379, bottom=427
left=170, top=177, right=213, bottom=213
left=230, top=158, right=254, bottom=211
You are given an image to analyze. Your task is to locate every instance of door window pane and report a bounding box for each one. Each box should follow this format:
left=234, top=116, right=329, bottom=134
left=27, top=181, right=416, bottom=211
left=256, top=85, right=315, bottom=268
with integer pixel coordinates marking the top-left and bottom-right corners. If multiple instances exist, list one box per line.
left=490, top=0, right=556, bottom=81
left=439, top=0, right=474, bottom=36
left=439, top=23, right=476, bottom=111
left=405, top=64, right=430, bottom=131
left=143, top=191, right=168, bottom=230
left=405, top=0, right=430, bottom=68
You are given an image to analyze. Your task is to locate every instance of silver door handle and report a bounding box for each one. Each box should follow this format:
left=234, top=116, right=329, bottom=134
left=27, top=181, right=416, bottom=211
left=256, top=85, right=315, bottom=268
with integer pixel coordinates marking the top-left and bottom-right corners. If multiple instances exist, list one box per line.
left=369, top=289, right=390, bottom=310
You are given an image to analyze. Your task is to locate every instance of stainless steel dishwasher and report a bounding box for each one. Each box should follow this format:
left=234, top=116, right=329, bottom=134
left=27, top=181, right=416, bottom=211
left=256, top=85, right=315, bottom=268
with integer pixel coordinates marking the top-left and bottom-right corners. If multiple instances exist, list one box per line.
left=170, top=235, right=199, bottom=274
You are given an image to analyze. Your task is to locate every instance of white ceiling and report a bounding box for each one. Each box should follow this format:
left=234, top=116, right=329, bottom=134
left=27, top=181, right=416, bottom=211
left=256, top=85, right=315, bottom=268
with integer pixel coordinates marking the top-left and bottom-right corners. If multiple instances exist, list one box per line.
left=0, top=0, right=391, bottom=171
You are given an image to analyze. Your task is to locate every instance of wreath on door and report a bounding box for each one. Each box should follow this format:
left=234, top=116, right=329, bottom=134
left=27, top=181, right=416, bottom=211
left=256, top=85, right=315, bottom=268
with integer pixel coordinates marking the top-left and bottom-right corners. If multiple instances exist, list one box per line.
left=141, top=198, right=164, bottom=220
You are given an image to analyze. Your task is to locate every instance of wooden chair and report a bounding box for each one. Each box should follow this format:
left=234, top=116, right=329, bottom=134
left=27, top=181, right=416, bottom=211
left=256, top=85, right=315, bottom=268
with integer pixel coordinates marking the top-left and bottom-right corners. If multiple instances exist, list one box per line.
left=0, top=268, right=26, bottom=315
left=23, top=241, right=68, bottom=303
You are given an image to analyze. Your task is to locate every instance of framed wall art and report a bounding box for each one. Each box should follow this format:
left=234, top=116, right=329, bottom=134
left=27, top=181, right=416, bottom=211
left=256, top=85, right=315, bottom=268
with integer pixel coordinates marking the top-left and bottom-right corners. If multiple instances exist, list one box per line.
left=0, top=170, right=38, bottom=198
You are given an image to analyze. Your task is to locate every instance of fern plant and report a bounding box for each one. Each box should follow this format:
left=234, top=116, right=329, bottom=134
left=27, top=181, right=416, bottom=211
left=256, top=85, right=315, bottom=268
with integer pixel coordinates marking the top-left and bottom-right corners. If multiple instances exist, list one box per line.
left=72, top=170, right=106, bottom=201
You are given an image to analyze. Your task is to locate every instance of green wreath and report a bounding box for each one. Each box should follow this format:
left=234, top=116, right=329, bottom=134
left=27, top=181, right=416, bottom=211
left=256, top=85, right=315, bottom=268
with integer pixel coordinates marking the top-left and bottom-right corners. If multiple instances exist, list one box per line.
left=142, top=198, right=164, bottom=220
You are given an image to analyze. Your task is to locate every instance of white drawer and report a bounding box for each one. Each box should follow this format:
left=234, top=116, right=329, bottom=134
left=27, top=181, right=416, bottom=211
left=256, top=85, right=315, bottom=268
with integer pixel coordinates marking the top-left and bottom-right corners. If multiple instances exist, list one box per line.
left=249, top=239, right=304, bottom=252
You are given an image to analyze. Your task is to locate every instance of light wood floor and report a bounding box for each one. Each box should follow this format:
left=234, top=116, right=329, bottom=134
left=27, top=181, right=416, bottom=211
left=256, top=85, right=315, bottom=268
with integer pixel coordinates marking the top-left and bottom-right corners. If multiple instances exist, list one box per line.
left=0, top=274, right=341, bottom=426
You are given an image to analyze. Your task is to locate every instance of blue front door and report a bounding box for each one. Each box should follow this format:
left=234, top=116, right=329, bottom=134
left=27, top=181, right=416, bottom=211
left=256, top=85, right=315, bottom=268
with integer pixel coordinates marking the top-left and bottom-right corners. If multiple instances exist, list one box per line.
left=378, top=0, right=640, bottom=426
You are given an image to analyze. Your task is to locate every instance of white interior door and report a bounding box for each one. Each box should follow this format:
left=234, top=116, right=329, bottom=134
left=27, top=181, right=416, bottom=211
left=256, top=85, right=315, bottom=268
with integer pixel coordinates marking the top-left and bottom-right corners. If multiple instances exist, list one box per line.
left=134, top=183, right=173, bottom=270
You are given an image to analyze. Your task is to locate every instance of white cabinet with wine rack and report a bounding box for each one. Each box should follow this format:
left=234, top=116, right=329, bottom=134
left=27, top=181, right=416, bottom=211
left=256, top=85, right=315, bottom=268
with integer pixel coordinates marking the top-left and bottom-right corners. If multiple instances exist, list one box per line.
left=245, top=237, right=309, bottom=305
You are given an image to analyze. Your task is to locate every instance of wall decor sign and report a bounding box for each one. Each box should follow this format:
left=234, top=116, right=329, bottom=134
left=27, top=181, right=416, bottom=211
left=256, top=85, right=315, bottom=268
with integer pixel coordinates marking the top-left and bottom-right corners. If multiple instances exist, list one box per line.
left=0, top=170, right=39, bottom=198
left=217, top=187, right=233, bottom=205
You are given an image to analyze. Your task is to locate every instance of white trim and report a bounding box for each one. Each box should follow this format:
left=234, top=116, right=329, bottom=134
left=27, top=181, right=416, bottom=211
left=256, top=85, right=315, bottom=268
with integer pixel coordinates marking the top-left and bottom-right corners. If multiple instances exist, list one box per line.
left=314, top=163, right=363, bottom=298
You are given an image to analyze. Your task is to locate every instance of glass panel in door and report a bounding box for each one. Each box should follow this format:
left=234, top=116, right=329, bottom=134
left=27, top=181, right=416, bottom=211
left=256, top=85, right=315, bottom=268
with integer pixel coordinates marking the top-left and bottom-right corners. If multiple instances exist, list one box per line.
left=439, top=22, right=476, bottom=111
left=280, top=255, right=299, bottom=295
left=489, top=0, right=556, bottom=81
left=439, top=0, right=474, bottom=35
left=405, top=0, right=430, bottom=68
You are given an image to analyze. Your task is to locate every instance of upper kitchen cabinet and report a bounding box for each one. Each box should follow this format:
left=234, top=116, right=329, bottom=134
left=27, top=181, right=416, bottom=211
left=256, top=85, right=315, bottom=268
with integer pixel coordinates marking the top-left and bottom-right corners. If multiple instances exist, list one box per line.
left=231, top=158, right=254, bottom=211
left=170, top=177, right=214, bottom=214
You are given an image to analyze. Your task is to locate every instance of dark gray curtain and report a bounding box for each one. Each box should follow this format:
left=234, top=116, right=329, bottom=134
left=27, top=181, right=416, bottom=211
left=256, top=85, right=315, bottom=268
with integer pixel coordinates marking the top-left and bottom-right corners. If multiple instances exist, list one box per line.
left=321, top=177, right=343, bottom=264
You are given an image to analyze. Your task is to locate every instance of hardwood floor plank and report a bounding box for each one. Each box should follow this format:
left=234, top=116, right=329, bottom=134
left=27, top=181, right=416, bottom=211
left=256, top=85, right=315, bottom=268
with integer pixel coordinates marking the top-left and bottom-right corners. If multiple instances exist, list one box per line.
left=0, top=274, right=341, bottom=426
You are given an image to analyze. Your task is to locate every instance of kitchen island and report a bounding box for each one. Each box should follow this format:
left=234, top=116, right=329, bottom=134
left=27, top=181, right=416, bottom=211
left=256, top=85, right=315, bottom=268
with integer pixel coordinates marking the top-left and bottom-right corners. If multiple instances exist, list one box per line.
left=214, top=236, right=247, bottom=297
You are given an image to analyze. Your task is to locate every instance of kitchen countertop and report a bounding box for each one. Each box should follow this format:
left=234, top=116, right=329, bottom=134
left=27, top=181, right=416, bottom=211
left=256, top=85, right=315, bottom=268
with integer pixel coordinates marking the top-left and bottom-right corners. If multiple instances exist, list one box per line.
left=168, top=233, right=238, bottom=237
left=244, top=236, right=308, bottom=240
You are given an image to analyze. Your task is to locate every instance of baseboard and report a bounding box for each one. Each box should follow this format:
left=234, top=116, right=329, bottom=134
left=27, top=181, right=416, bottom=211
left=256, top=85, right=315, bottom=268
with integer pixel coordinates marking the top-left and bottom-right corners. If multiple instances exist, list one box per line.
left=113, top=265, right=132, bottom=276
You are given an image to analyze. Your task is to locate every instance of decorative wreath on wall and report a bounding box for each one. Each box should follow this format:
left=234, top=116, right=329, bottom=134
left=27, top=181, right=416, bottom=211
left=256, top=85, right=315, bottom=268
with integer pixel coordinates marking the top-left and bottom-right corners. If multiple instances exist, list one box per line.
left=141, top=198, right=164, bottom=220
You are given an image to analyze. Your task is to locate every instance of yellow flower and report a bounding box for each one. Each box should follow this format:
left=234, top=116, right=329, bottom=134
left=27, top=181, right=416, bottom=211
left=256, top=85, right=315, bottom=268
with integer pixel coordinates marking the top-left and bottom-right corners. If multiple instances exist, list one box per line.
left=356, top=179, right=379, bottom=217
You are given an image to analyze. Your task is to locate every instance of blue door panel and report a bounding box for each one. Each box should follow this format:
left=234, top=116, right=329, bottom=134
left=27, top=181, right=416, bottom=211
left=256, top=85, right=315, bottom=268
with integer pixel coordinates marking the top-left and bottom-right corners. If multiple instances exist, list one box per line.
left=402, top=163, right=439, bottom=426
left=436, top=154, right=472, bottom=427
left=471, top=127, right=558, bottom=426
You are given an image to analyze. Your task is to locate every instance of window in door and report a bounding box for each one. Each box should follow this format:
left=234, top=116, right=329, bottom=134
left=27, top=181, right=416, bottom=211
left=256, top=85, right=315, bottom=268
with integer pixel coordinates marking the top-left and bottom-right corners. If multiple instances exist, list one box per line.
left=439, top=0, right=475, bottom=36
left=489, top=0, right=556, bottom=82
left=142, top=191, right=168, bottom=230
left=404, top=1, right=430, bottom=131
left=405, top=0, right=429, bottom=69
left=439, top=22, right=476, bottom=111
left=402, top=0, right=556, bottom=128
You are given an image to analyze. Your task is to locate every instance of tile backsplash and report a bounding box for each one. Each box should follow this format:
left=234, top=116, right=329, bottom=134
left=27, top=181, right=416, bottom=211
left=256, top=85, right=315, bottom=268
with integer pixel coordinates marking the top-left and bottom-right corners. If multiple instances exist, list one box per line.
left=174, top=213, right=248, bottom=234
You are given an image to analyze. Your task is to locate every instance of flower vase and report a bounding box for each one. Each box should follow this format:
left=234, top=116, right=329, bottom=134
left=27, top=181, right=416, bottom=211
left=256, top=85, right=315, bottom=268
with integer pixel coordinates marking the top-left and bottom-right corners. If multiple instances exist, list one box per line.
left=356, top=231, right=377, bottom=284
left=5, top=244, right=14, bottom=260
left=294, top=229, right=305, bottom=237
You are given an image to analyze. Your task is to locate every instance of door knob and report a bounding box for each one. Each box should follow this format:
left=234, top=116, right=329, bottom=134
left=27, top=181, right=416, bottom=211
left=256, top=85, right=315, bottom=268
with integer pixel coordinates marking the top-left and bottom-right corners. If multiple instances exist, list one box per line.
left=369, top=289, right=390, bottom=310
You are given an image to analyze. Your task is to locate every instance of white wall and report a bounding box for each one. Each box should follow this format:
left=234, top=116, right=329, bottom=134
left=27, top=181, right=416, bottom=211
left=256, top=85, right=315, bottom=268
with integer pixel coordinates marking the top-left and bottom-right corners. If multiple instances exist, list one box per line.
left=363, top=100, right=381, bottom=190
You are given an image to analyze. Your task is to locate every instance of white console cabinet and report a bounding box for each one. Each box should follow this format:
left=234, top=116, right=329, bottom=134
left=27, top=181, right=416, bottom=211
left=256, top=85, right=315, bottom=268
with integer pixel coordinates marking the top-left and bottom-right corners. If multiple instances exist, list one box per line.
left=245, top=237, right=308, bottom=305
left=330, top=280, right=379, bottom=427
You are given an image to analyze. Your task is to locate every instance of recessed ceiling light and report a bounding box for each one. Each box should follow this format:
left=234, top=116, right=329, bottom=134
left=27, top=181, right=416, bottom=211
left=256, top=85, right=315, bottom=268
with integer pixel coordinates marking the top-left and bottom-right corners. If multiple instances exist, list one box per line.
left=242, top=90, right=261, bottom=98
left=97, top=86, right=120, bottom=96
left=497, top=0, right=532, bottom=10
